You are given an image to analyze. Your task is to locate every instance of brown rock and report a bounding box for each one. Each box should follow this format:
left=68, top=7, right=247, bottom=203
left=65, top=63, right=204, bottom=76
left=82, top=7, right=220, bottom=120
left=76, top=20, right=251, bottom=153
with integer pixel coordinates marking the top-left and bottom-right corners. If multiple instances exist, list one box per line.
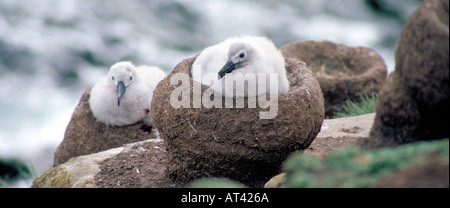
left=53, top=89, right=155, bottom=166
left=94, top=139, right=180, bottom=188
left=281, top=40, right=387, bottom=118
left=364, top=0, right=449, bottom=149
left=33, top=139, right=174, bottom=188
left=151, top=56, right=324, bottom=187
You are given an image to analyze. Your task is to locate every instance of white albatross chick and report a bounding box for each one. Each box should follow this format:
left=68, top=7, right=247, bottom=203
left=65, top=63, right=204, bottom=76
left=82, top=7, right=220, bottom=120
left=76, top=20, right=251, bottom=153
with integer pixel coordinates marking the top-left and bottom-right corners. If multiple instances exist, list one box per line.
left=192, top=36, right=290, bottom=98
left=89, top=61, right=167, bottom=126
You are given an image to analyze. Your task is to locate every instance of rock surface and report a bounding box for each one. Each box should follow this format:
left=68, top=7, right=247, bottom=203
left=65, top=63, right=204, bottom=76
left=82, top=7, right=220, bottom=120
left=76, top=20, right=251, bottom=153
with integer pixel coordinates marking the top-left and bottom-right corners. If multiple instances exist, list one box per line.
left=151, top=56, right=324, bottom=187
left=94, top=139, right=179, bottom=188
left=281, top=40, right=387, bottom=118
left=32, top=139, right=168, bottom=188
left=363, top=0, right=449, bottom=149
left=304, top=113, right=375, bottom=159
left=33, top=142, right=127, bottom=188
left=53, top=90, right=156, bottom=166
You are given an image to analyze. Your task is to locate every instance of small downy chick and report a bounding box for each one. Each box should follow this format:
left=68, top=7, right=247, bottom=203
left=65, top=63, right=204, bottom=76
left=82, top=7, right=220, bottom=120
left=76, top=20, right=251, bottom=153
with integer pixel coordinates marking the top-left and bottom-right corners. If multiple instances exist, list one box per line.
left=89, top=61, right=166, bottom=127
left=192, top=36, right=290, bottom=98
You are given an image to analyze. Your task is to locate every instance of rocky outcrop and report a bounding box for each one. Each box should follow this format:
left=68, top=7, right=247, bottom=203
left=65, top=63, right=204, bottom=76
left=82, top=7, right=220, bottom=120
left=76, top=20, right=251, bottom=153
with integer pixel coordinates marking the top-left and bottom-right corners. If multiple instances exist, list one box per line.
left=281, top=41, right=387, bottom=118
left=53, top=90, right=156, bottom=167
left=151, top=56, right=324, bottom=187
left=33, top=142, right=127, bottom=188
left=33, top=113, right=374, bottom=188
left=32, top=139, right=172, bottom=188
left=33, top=115, right=448, bottom=188
left=363, top=0, right=449, bottom=149
left=94, top=139, right=178, bottom=188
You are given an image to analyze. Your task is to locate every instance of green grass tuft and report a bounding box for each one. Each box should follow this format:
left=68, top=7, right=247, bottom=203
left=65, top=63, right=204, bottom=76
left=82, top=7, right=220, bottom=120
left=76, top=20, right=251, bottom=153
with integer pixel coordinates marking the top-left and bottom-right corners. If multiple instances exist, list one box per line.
left=335, top=92, right=378, bottom=118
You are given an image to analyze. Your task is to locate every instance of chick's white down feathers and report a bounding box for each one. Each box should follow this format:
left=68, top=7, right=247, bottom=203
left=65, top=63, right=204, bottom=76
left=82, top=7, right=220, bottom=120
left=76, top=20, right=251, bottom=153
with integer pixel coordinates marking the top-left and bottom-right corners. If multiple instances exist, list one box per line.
left=192, top=36, right=290, bottom=98
left=89, top=61, right=166, bottom=126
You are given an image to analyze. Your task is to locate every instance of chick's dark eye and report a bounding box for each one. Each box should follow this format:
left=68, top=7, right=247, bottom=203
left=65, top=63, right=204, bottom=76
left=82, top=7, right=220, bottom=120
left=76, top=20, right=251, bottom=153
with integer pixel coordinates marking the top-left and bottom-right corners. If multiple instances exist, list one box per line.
left=130, top=76, right=133, bottom=80
left=112, top=76, right=115, bottom=80
left=239, top=52, right=245, bottom=58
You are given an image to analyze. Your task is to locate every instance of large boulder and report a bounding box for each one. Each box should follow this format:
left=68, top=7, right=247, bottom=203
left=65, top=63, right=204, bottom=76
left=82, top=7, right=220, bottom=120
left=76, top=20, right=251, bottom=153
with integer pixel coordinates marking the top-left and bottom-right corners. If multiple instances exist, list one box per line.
left=281, top=40, right=387, bottom=118
left=53, top=90, right=155, bottom=166
left=363, top=0, right=449, bottom=149
left=151, top=56, right=324, bottom=187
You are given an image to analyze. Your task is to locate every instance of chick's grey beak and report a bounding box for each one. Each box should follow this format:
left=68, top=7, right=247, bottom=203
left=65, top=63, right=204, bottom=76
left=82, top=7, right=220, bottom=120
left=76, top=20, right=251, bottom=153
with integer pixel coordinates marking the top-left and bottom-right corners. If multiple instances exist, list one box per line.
left=117, top=81, right=126, bottom=106
left=218, top=60, right=235, bottom=79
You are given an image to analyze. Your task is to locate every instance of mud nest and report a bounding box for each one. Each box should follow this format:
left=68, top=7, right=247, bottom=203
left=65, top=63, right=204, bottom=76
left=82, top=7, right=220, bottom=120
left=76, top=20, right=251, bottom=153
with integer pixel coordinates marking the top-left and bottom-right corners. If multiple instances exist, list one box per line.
left=53, top=90, right=155, bottom=166
left=151, top=56, right=324, bottom=187
left=281, top=40, right=387, bottom=118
